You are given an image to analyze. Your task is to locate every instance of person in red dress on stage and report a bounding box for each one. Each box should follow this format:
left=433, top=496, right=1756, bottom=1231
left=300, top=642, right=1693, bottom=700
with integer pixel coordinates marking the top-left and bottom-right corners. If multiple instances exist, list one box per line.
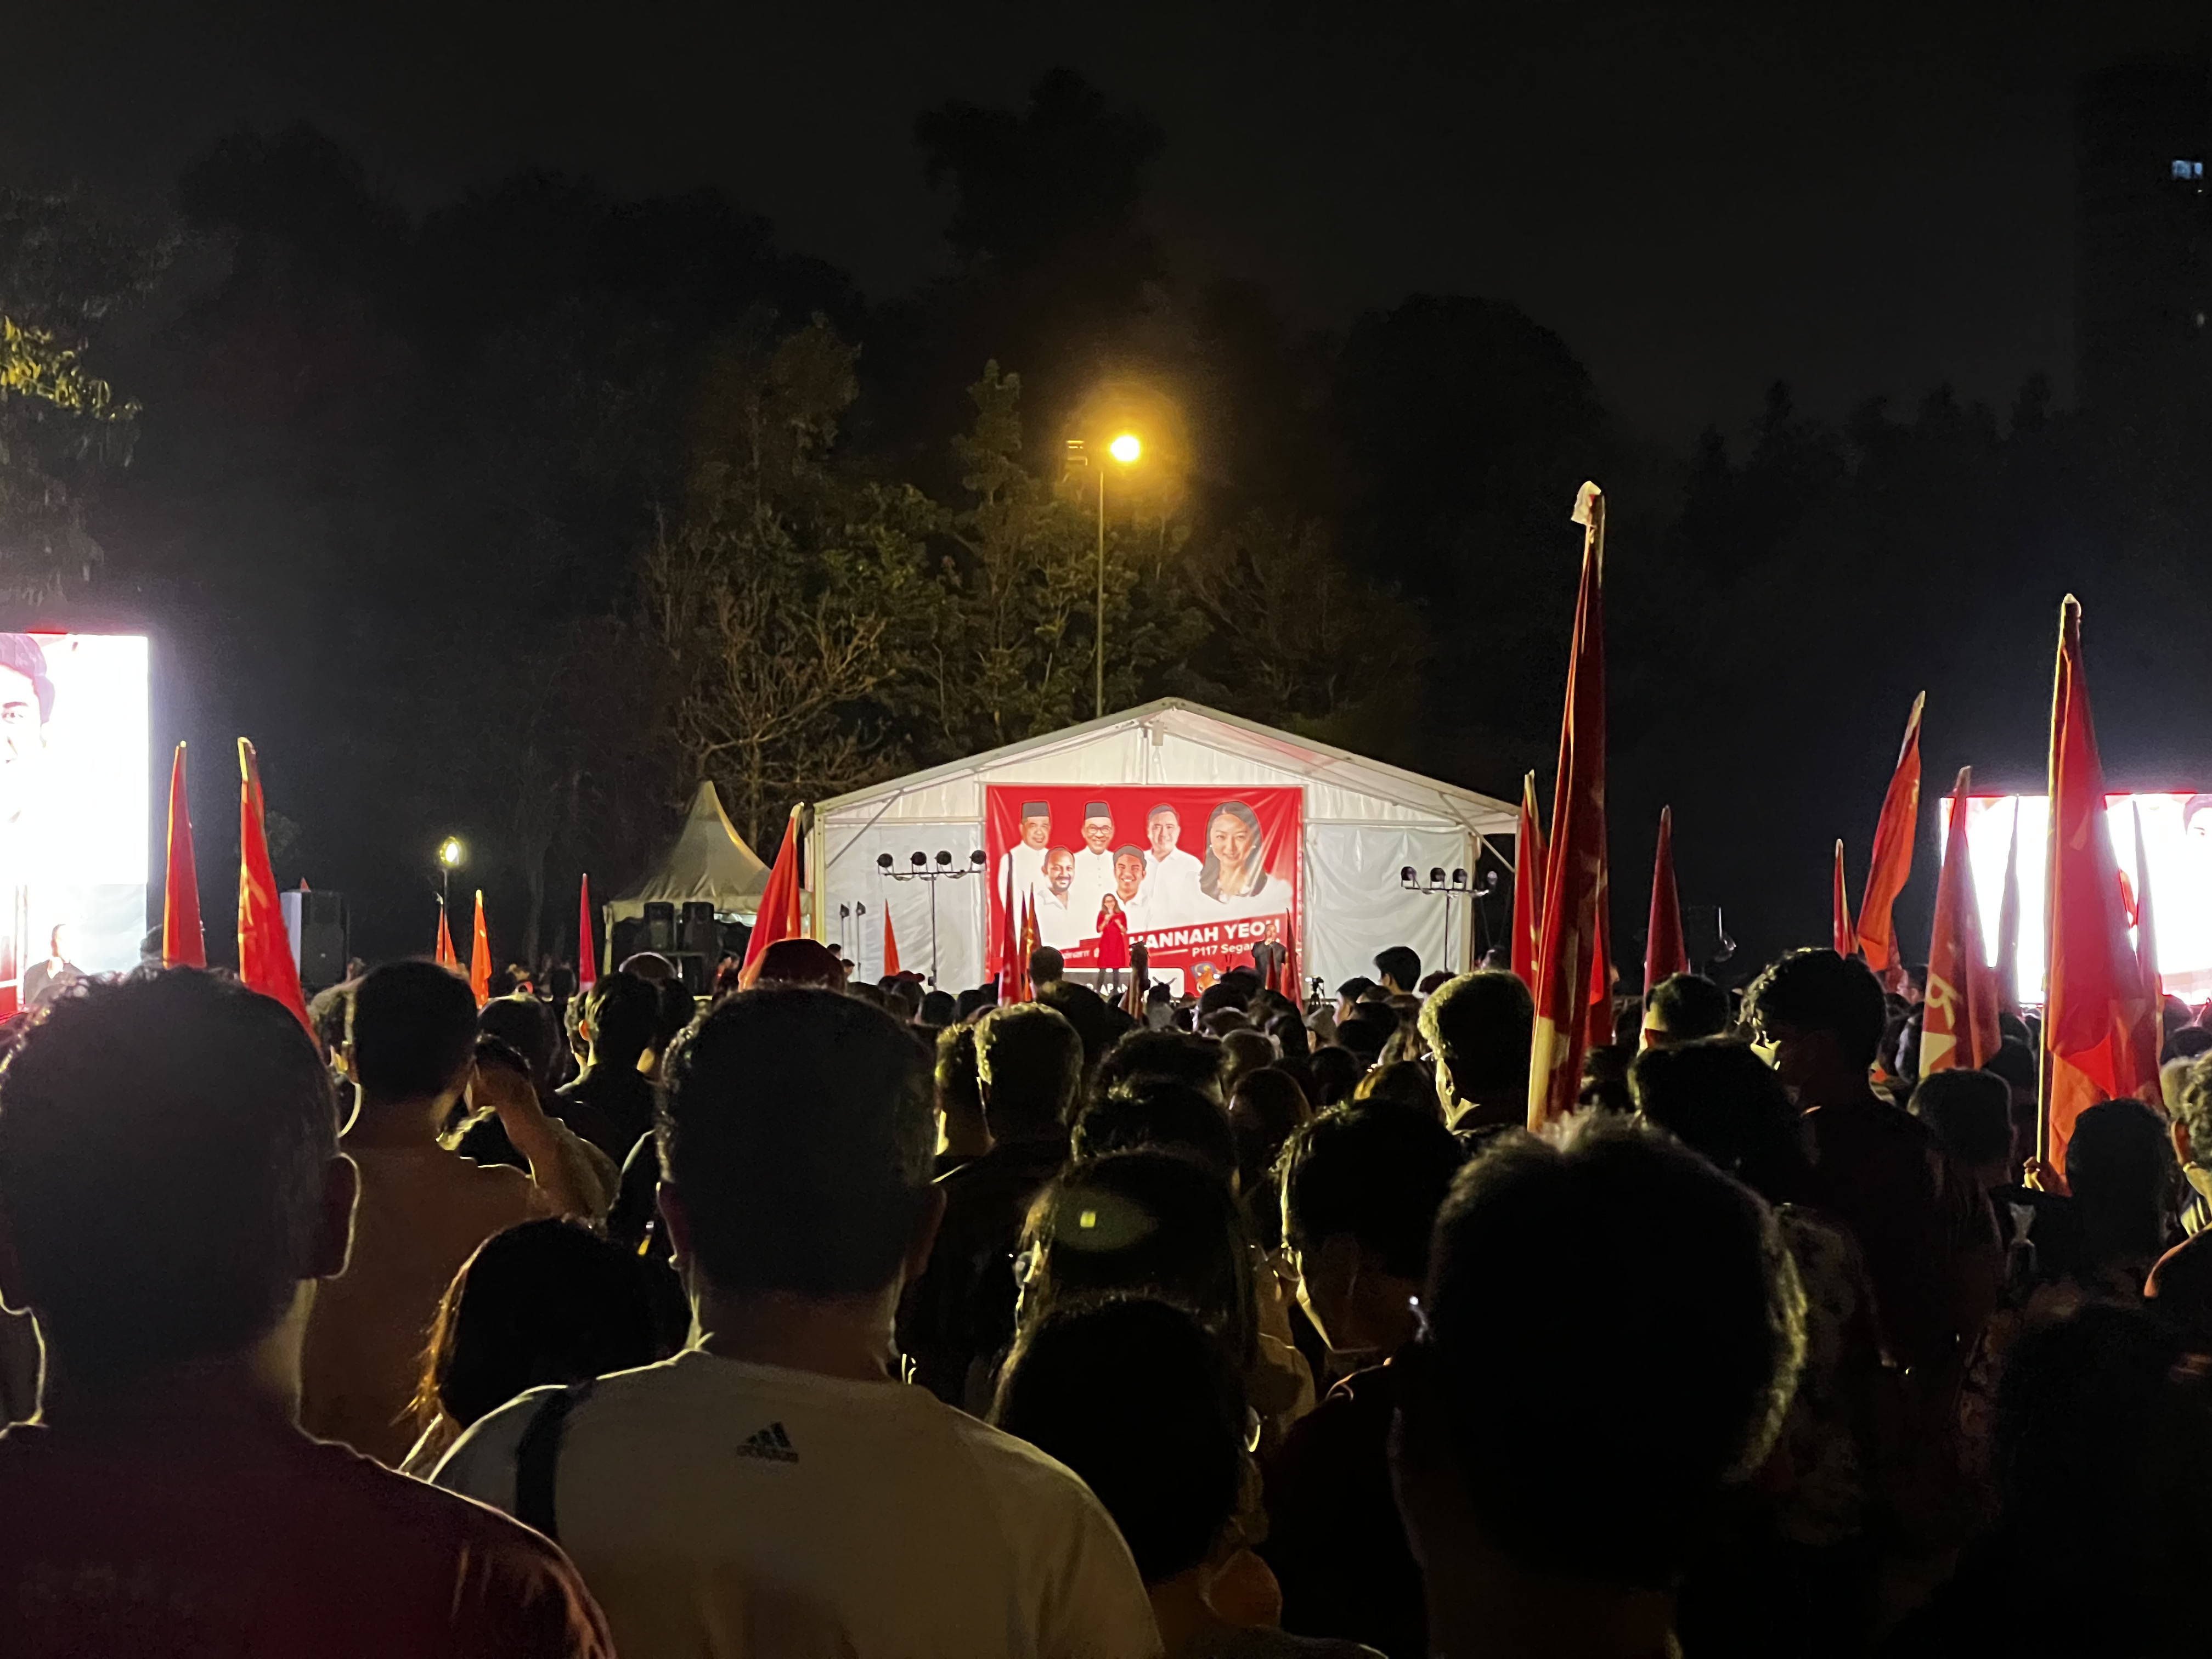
left=1096, top=893, right=1130, bottom=998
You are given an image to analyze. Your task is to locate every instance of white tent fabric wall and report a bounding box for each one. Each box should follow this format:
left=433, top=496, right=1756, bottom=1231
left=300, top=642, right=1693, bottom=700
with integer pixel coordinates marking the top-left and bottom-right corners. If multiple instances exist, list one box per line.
left=809, top=699, right=1516, bottom=992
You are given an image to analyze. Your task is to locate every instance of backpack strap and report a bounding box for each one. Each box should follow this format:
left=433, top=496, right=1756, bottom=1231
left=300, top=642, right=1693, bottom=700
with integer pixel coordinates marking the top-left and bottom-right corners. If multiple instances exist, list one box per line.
left=512, top=1378, right=598, bottom=1543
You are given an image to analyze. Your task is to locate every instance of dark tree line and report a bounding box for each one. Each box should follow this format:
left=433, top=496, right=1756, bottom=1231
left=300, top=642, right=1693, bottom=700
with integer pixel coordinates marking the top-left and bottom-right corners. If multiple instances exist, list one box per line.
left=4, top=72, right=2210, bottom=974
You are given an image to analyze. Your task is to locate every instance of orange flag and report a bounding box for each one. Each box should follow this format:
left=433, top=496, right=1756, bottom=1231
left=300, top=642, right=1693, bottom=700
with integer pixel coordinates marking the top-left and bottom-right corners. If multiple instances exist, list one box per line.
left=1855, top=692, right=1925, bottom=988
left=470, top=890, right=492, bottom=1007
left=236, top=740, right=310, bottom=1031
left=738, top=804, right=805, bottom=989
left=2041, top=597, right=2159, bottom=1178
left=882, top=906, right=902, bottom=978
left=1644, top=806, right=1686, bottom=991
left=1511, top=770, right=1545, bottom=987
left=1530, top=482, right=1611, bottom=1128
left=162, top=742, right=206, bottom=968
left=1831, top=840, right=1855, bottom=960
left=1921, top=769, right=2001, bottom=1075
left=577, top=873, right=597, bottom=995
left=435, top=902, right=458, bottom=968
left=1019, top=888, right=1040, bottom=985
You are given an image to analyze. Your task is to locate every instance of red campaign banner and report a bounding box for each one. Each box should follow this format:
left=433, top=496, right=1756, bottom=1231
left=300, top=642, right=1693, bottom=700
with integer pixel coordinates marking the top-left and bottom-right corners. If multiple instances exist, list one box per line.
left=985, top=786, right=1300, bottom=988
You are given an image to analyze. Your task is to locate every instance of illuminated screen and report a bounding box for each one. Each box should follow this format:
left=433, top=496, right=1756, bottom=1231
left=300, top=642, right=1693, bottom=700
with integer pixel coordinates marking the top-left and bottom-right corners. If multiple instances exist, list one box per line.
left=1945, top=791, right=2211, bottom=1007
left=1, top=633, right=149, bottom=1016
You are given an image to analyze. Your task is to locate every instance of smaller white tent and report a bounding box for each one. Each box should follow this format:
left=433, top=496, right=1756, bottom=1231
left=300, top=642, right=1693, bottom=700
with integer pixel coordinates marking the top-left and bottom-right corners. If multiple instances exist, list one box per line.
left=608, top=781, right=771, bottom=926
left=810, top=699, right=1519, bottom=989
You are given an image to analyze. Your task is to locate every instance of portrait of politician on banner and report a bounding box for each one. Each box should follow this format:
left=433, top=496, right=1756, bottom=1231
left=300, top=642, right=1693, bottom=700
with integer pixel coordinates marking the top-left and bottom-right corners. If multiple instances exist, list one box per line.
left=985, top=785, right=1300, bottom=980
left=0, top=632, right=150, bottom=1017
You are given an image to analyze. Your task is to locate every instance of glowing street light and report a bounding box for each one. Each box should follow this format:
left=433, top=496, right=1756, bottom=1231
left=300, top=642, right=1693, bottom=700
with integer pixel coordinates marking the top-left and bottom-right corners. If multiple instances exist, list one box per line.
left=437, top=836, right=465, bottom=911
left=1096, top=433, right=1143, bottom=718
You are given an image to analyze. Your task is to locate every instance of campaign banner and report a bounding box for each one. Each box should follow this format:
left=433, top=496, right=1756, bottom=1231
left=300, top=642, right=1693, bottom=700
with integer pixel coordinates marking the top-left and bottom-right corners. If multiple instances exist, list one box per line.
left=1, top=632, right=149, bottom=1016
left=986, top=785, right=1300, bottom=986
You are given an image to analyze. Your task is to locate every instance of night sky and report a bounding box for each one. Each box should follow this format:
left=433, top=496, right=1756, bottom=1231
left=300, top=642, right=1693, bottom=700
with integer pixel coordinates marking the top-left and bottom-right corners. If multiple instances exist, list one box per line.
left=8, top=1, right=2206, bottom=442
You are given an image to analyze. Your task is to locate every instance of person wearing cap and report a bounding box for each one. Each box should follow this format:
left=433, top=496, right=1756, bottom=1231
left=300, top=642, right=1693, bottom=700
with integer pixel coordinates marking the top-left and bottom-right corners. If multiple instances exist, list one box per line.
left=1071, top=801, right=1118, bottom=927
left=1143, top=802, right=1203, bottom=926
left=997, top=800, right=1053, bottom=920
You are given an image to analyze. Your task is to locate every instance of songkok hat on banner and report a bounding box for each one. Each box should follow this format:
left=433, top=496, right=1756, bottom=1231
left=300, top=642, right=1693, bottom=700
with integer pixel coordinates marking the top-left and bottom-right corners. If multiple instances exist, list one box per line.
left=1084, top=802, right=1112, bottom=820
left=1020, top=800, right=1050, bottom=817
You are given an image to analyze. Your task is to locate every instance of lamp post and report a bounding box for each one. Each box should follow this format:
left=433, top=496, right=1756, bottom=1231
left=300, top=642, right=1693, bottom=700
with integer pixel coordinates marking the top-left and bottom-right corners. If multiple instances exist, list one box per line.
left=877, top=849, right=989, bottom=983
left=438, top=836, right=465, bottom=914
left=1096, top=432, right=1141, bottom=720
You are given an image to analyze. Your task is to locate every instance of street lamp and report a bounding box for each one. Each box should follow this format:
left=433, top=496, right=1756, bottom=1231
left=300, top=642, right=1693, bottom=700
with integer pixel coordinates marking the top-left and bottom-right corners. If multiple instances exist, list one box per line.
left=1096, top=433, right=1141, bottom=719
left=437, top=836, right=465, bottom=913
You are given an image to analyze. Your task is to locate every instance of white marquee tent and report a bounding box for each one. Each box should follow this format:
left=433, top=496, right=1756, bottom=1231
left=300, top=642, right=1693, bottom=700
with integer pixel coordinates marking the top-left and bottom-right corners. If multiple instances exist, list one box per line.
left=607, top=781, right=771, bottom=927
left=810, top=699, right=1519, bottom=990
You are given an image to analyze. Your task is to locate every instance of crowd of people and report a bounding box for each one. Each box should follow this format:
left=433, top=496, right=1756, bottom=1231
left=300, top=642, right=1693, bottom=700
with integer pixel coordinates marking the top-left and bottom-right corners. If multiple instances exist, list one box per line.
left=0, top=930, right=2208, bottom=1657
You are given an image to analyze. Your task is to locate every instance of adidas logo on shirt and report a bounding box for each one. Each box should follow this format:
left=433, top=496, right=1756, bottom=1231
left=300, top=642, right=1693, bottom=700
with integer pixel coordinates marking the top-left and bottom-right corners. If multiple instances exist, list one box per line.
left=736, top=1421, right=799, bottom=1464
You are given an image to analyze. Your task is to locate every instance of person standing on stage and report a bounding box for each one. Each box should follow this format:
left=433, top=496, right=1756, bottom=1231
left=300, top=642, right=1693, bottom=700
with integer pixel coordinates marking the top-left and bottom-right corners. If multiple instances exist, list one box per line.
left=1096, top=894, right=1131, bottom=998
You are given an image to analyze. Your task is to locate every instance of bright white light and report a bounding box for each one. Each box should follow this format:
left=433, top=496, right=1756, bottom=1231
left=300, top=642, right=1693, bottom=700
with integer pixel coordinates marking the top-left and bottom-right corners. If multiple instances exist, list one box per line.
left=1108, top=433, right=1141, bottom=464
left=1944, top=790, right=2211, bottom=1005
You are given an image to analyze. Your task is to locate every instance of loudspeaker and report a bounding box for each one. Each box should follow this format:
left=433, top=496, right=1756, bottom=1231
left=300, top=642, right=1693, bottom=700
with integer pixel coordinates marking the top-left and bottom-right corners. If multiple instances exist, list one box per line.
left=642, top=901, right=676, bottom=952
left=678, top=900, right=717, bottom=953
left=280, top=890, right=348, bottom=992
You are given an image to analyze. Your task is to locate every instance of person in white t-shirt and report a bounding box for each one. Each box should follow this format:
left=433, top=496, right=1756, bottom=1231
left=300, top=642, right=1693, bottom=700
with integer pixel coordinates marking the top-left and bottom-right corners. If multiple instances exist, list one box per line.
left=1033, top=847, right=1087, bottom=951
left=1070, top=802, right=1118, bottom=926
left=434, top=986, right=1159, bottom=1659
left=1142, top=805, right=1203, bottom=927
left=1111, top=846, right=1153, bottom=933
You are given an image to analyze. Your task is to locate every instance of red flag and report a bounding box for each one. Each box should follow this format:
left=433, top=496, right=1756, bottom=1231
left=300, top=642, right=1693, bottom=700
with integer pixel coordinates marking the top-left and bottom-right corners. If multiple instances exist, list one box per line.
left=738, top=805, right=805, bottom=989
left=236, top=740, right=310, bottom=1031
left=577, top=873, right=597, bottom=996
left=1995, top=802, right=2023, bottom=1015
left=1922, top=769, right=2001, bottom=1075
left=998, top=865, right=1028, bottom=1003
left=1855, top=692, right=1925, bottom=988
left=1530, top=482, right=1611, bottom=1128
left=1019, top=888, right=1040, bottom=987
left=1281, top=914, right=1301, bottom=1007
left=883, top=906, right=902, bottom=978
left=1511, top=770, right=1545, bottom=988
left=1831, top=840, right=1855, bottom=960
left=2041, top=597, right=2159, bottom=1179
left=162, top=742, right=205, bottom=968
left=470, top=890, right=492, bottom=1007
left=2132, top=800, right=2162, bottom=1007
left=1644, top=806, right=1686, bottom=991
left=435, top=902, right=458, bottom=968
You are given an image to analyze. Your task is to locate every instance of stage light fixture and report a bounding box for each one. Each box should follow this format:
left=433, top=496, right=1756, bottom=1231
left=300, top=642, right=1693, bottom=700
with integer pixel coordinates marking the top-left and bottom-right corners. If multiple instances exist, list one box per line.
left=1400, top=867, right=1417, bottom=888
left=876, top=853, right=894, bottom=870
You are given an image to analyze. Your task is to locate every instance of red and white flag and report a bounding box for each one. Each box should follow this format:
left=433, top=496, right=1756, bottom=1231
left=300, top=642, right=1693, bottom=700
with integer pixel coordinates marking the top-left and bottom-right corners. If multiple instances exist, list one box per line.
left=162, top=742, right=206, bottom=968
left=1529, top=482, right=1611, bottom=1128
left=1921, top=768, right=2000, bottom=1075
left=1644, top=806, right=1686, bottom=991
left=1855, top=692, right=1925, bottom=988
left=577, top=873, right=597, bottom=996
left=470, top=890, right=492, bottom=1007
left=1831, top=839, right=1854, bottom=960
left=2041, top=597, right=2159, bottom=1178
left=236, top=740, right=310, bottom=1031
left=739, top=804, right=806, bottom=989
left=1512, top=770, right=1545, bottom=988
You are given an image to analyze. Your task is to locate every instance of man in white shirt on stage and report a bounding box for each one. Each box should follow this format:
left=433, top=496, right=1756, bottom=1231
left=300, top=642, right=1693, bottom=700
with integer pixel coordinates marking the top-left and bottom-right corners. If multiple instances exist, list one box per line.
left=1070, top=802, right=1117, bottom=927
left=1142, top=803, right=1203, bottom=926
left=996, top=800, right=1052, bottom=916
left=1032, top=847, right=1086, bottom=950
